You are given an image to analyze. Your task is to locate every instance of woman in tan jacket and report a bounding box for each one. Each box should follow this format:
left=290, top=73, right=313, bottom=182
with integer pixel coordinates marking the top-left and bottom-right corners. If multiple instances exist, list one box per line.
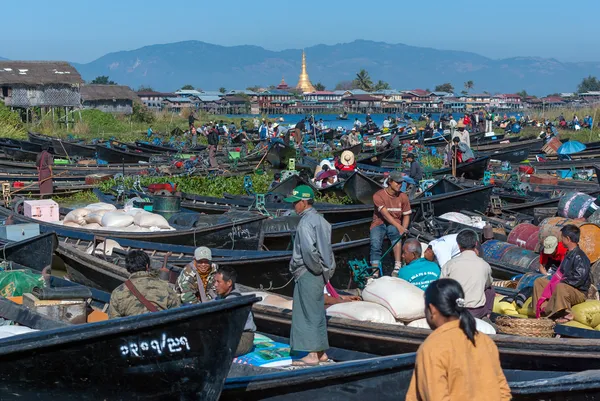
left=406, top=279, right=511, bottom=401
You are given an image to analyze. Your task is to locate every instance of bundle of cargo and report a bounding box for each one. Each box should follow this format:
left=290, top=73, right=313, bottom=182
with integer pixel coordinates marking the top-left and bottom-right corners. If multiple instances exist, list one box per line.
left=56, top=202, right=174, bottom=232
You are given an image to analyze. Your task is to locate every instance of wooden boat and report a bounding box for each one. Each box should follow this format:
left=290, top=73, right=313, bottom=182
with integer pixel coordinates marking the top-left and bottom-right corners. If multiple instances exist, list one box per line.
left=0, top=159, right=149, bottom=173
left=356, top=148, right=398, bottom=167
left=411, top=185, right=493, bottom=217
left=430, top=156, right=490, bottom=180
left=0, top=292, right=258, bottom=399
left=182, top=192, right=373, bottom=224
left=472, top=138, right=542, bottom=152
left=479, top=143, right=536, bottom=164
left=2, top=147, right=38, bottom=162
left=332, top=143, right=362, bottom=159
left=0, top=138, right=42, bottom=153
left=224, top=348, right=600, bottom=400
left=27, top=131, right=54, bottom=145
left=266, top=142, right=296, bottom=169
left=0, top=232, right=56, bottom=271
left=269, top=175, right=309, bottom=196
left=416, top=177, right=464, bottom=197
left=54, top=233, right=380, bottom=295
left=342, top=171, right=383, bottom=204
left=95, top=144, right=152, bottom=164
left=502, top=190, right=600, bottom=216
left=0, top=206, right=268, bottom=249
left=51, top=138, right=96, bottom=159
left=244, top=289, right=600, bottom=372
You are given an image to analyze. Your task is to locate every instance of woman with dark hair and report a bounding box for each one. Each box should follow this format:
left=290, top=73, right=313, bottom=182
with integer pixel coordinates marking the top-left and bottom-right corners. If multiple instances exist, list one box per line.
left=406, top=279, right=510, bottom=401
left=35, top=143, right=53, bottom=195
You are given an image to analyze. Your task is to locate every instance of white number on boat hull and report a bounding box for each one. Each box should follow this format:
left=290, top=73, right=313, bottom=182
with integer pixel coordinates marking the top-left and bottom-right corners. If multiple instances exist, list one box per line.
left=120, top=333, right=191, bottom=358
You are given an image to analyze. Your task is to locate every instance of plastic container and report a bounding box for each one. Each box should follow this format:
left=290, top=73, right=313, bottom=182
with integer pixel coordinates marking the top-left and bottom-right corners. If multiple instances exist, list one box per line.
left=23, top=200, right=59, bottom=222
left=152, top=195, right=181, bottom=220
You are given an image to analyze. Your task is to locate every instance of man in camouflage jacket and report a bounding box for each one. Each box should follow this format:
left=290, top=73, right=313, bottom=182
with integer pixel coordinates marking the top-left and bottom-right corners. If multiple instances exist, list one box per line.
left=108, top=250, right=180, bottom=318
left=176, top=246, right=218, bottom=304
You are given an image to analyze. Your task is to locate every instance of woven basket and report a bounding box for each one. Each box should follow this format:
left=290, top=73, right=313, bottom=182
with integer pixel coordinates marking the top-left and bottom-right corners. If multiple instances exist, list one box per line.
left=495, top=316, right=555, bottom=338
left=493, top=280, right=518, bottom=289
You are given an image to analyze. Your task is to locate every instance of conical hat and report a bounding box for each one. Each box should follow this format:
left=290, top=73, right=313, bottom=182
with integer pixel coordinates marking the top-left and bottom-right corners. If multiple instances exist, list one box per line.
left=341, top=150, right=355, bottom=166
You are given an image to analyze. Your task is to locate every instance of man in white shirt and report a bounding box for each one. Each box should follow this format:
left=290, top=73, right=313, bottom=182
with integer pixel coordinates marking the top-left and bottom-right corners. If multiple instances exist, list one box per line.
left=439, top=229, right=495, bottom=319
left=424, top=233, right=460, bottom=268
left=383, top=117, right=390, bottom=129
left=449, top=116, right=457, bottom=136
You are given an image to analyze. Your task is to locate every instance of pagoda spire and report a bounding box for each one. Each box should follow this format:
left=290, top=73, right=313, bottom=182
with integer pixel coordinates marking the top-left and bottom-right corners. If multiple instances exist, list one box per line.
left=296, top=50, right=316, bottom=93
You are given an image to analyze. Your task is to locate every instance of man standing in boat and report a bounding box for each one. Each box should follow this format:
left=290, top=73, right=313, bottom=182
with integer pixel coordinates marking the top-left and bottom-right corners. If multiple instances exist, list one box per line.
left=108, top=250, right=180, bottom=318
left=176, top=246, right=218, bottom=304
left=284, top=185, right=335, bottom=367
left=370, top=171, right=411, bottom=276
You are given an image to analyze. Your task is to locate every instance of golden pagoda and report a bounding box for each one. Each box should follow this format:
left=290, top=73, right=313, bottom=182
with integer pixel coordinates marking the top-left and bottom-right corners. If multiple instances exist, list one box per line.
left=296, top=50, right=316, bottom=93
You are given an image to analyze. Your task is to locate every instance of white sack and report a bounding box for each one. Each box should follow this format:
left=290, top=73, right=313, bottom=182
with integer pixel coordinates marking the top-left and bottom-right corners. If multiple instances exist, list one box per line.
left=326, top=301, right=397, bottom=324
left=63, top=208, right=90, bottom=225
left=134, top=212, right=171, bottom=229
left=86, top=239, right=123, bottom=256
left=85, top=202, right=117, bottom=212
left=101, top=212, right=134, bottom=228
left=362, top=276, right=425, bottom=321
left=407, top=317, right=496, bottom=335
left=85, top=210, right=108, bottom=225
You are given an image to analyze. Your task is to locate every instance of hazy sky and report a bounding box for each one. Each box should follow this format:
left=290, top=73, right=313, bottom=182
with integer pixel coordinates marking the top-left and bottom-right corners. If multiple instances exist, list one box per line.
left=2, top=0, right=598, bottom=63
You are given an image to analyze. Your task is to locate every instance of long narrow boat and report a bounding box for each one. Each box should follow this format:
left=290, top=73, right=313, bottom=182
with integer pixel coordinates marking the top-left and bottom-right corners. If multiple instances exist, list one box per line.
left=0, top=293, right=258, bottom=399
left=51, top=138, right=97, bottom=159
left=332, top=143, right=362, bottom=159
left=479, top=143, right=536, bottom=164
left=356, top=148, right=398, bottom=167
left=95, top=144, right=153, bottom=164
left=429, top=156, right=491, bottom=180
left=411, top=185, right=493, bottom=216
left=0, top=159, right=149, bottom=173
left=342, top=171, right=383, bottom=204
left=0, top=232, right=56, bottom=271
left=472, top=138, right=542, bottom=152
left=268, top=175, right=309, bottom=196
left=224, top=349, right=600, bottom=400
left=243, top=289, right=600, bottom=372
left=54, top=234, right=381, bottom=295
left=502, top=189, right=600, bottom=216
left=0, top=207, right=267, bottom=249
left=2, top=147, right=38, bottom=162
left=0, top=138, right=42, bottom=152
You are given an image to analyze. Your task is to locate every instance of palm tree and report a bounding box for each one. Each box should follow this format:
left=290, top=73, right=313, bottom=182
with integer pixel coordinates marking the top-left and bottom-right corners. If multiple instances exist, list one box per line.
left=464, top=81, right=474, bottom=93
left=374, top=80, right=391, bottom=91
left=354, top=69, right=374, bottom=91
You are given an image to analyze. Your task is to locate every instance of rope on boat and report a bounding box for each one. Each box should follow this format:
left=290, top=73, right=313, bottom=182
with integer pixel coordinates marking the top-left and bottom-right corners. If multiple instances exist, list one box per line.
left=259, top=276, right=295, bottom=292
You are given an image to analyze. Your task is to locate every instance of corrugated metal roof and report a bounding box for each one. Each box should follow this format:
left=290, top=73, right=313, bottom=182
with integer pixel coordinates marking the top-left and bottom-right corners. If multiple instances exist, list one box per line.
left=0, top=61, right=82, bottom=85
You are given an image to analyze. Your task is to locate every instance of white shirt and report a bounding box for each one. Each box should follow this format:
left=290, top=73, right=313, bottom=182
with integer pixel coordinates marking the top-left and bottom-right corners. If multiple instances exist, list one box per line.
left=453, top=130, right=470, bottom=147
left=383, top=119, right=390, bottom=128
left=429, top=234, right=460, bottom=268
left=449, top=119, right=457, bottom=128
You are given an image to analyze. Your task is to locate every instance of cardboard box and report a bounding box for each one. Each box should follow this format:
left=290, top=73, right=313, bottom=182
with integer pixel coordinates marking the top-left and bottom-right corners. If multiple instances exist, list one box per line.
left=24, top=199, right=59, bottom=222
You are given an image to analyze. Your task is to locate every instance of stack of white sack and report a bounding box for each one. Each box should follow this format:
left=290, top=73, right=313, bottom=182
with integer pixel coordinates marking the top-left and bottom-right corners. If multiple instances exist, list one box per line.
left=56, top=202, right=175, bottom=232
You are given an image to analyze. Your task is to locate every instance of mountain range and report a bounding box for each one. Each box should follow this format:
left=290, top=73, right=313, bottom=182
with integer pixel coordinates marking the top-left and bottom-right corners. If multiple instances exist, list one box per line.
left=4, top=40, right=600, bottom=94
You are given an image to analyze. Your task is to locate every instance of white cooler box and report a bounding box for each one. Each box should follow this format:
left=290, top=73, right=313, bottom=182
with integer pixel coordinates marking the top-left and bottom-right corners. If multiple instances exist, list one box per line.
left=24, top=200, right=59, bottom=222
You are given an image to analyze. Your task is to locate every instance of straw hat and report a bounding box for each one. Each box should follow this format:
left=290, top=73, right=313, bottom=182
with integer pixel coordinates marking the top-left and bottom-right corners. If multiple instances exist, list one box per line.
left=341, top=150, right=355, bottom=166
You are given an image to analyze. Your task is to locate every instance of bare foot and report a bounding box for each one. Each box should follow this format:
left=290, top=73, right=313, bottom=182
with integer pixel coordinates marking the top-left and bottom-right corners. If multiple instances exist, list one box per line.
left=292, top=353, right=320, bottom=367
left=318, top=351, right=329, bottom=362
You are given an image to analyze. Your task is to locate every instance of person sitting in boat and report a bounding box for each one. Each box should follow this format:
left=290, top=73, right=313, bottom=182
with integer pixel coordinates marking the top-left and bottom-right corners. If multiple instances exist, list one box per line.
left=258, top=120, right=269, bottom=147
left=314, top=167, right=338, bottom=189
left=446, top=136, right=475, bottom=165
left=532, top=225, right=591, bottom=322
left=370, top=171, right=411, bottom=274
left=539, top=235, right=568, bottom=276
left=176, top=247, right=218, bottom=304
left=108, top=250, right=180, bottom=319
left=398, top=238, right=440, bottom=290
left=440, top=229, right=495, bottom=319
left=269, top=173, right=282, bottom=190
left=334, top=150, right=357, bottom=177
left=406, top=278, right=511, bottom=401
left=383, top=117, right=391, bottom=129
left=405, top=153, right=423, bottom=184
left=366, top=113, right=373, bottom=124
left=453, top=121, right=470, bottom=147
left=214, top=266, right=256, bottom=357
left=354, top=118, right=363, bottom=130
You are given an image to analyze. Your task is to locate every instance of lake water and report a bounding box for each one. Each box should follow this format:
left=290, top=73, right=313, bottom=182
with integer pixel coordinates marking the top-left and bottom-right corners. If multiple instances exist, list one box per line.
left=228, top=112, right=524, bottom=130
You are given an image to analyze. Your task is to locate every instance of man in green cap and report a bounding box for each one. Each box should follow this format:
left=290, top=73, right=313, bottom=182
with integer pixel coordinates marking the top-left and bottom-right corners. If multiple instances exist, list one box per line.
left=284, top=185, right=336, bottom=366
